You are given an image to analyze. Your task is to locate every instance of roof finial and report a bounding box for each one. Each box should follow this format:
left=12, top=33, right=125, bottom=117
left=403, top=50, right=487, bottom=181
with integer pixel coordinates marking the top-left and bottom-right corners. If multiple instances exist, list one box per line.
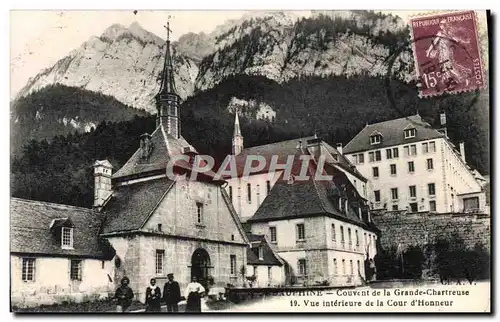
left=164, top=15, right=172, bottom=42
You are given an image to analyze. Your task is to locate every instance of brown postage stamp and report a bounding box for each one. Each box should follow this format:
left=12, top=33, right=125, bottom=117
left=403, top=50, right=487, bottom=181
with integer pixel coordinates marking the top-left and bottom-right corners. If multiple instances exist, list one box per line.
left=409, top=11, right=486, bottom=97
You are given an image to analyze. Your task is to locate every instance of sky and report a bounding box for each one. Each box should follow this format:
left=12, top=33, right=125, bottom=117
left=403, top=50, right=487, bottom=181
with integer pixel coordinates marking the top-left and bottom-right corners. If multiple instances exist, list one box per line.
left=9, top=10, right=486, bottom=99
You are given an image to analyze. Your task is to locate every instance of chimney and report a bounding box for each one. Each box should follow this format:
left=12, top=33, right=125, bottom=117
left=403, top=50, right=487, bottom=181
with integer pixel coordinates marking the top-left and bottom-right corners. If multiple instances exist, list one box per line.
left=336, top=143, right=343, bottom=155
left=440, top=112, right=447, bottom=126
left=93, top=160, right=113, bottom=208
left=459, top=142, right=466, bottom=162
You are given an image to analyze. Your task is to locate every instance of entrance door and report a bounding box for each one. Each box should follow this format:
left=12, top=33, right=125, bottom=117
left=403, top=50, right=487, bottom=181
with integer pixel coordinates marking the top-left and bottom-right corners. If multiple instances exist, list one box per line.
left=191, top=248, right=211, bottom=290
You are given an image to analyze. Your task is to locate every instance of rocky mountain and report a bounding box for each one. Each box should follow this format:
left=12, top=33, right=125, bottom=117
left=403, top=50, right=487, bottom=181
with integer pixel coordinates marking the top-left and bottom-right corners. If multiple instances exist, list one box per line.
left=15, top=11, right=411, bottom=113
left=15, top=22, right=199, bottom=113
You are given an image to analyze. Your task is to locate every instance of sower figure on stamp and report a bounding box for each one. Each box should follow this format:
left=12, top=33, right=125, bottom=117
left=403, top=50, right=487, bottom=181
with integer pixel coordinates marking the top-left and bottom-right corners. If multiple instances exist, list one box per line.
left=145, top=278, right=162, bottom=312
left=163, top=273, right=181, bottom=312
left=114, top=276, right=134, bottom=312
left=184, top=276, right=205, bottom=312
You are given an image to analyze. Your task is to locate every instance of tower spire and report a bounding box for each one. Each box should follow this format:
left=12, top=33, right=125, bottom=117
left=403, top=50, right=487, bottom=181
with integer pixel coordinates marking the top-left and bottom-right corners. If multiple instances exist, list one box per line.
left=232, top=111, right=243, bottom=155
left=155, top=16, right=181, bottom=138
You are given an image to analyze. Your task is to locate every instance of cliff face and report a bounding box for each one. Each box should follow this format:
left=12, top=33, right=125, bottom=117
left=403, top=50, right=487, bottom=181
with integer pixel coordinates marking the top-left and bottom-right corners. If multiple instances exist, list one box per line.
left=16, top=22, right=199, bottom=113
left=16, top=11, right=411, bottom=112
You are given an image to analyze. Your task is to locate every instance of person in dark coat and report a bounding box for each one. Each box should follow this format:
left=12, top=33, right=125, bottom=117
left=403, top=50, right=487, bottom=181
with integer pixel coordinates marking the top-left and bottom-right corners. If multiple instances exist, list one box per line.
left=184, top=276, right=205, bottom=312
left=163, top=273, right=181, bottom=312
left=114, top=276, right=134, bottom=312
left=145, top=278, right=162, bottom=312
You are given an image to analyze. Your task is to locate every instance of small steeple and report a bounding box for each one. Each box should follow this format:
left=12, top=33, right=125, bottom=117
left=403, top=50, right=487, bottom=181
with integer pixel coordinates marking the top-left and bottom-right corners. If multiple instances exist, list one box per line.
left=232, top=112, right=244, bottom=155
left=155, top=17, right=181, bottom=138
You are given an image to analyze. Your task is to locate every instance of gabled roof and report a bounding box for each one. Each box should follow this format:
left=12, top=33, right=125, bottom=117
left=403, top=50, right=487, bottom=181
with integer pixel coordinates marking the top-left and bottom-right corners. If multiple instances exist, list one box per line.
left=246, top=233, right=283, bottom=266
left=247, top=153, right=376, bottom=231
left=101, top=178, right=174, bottom=234
left=112, top=125, right=195, bottom=181
left=10, top=198, right=115, bottom=259
left=344, top=115, right=445, bottom=154
left=225, top=136, right=366, bottom=181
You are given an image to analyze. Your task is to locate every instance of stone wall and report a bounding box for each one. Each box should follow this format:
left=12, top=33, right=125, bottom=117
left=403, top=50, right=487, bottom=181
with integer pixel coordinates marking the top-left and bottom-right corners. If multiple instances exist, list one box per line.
left=372, top=210, right=491, bottom=251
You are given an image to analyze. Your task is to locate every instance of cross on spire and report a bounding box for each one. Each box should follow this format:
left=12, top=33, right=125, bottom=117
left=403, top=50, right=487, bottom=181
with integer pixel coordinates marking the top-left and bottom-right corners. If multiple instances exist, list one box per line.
left=164, top=15, right=172, bottom=42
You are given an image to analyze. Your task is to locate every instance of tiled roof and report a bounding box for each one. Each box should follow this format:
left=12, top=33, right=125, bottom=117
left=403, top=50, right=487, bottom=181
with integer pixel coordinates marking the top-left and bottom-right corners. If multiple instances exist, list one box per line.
left=101, top=178, right=174, bottom=234
left=10, top=198, right=115, bottom=259
left=247, top=154, right=376, bottom=231
left=225, top=136, right=365, bottom=181
left=113, top=125, right=195, bottom=181
left=343, top=115, right=445, bottom=154
left=246, top=233, right=283, bottom=266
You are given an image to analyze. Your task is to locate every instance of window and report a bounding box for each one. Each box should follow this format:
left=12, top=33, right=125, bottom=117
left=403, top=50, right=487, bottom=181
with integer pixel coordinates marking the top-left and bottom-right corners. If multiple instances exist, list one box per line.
left=157, top=224, right=162, bottom=232
left=386, top=149, right=392, bottom=159
left=266, top=181, right=271, bottom=195
left=375, top=150, right=381, bottom=161
left=296, top=223, right=305, bottom=241
left=428, top=183, right=436, bottom=196
left=247, top=183, right=251, bottom=203
left=331, top=224, right=336, bottom=242
left=429, top=200, right=437, bottom=212
left=369, top=152, right=374, bottom=162
left=463, top=197, right=480, bottom=211
left=61, top=227, right=73, bottom=249
left=427, top=158, right=434, bottom=170
left=229, top=186, right=233, bottom=201
left=357, top=260, right=360, bottom=275
left=370, top=135, right=381, bottom=145
left=408, top=161, right=415, bottom=173
left=347, top=228, right=352, bottom=247
left=270, top=227, right=277, bottom=243
left=298, top=259, right=307, bottom=276
left=392, top=205, right=398, bottom=211
left=372, top=167, right=379, bottom=178
left=253, top=265, right=258, bottom=277
left=22, top=258, right=35, bottom=281
left=155, top=250, right=164, bottom=275
left=101, top=260, right=105, bottom=269
left=268, top=267, right=272, bottom=283
left=230, top=255, right=236, bottom=275
left=411, top=144, right=417, bottom=156
left=70, top=259, right=82, bottom=281
left=258, top=246, right=264, bottom=260
left=357, top=153, right=365, bottom=164
left=404, top=128, right=416, bottom=139
left=393, top=147, right=399, bottom=158
left=391, top=188, right=398, bottom=200
left=256, top=184, right=261, bottom=204
left=374, top=190, right=381, bottom=202
left=404, top=146, right=409, bottom=156
left=355, top=230, right=359, bottom=246
left=429, top=141, right=436, bottom=152
left=340, top=226, right=345, bottom=247
left=196, top=203, right=203, bottom=224
left=342, top=259, right=346, bottom=275
left=390, top=164, right=397, bottom=175
left=333, top=259, right=338, bottom=275
left=410, top=202, right=418, bottom=212
left=350, top=260, right=354, bottom=275
left=422, top=142, right=429, bottom=153
left=409, top=185, right=417, bottom=198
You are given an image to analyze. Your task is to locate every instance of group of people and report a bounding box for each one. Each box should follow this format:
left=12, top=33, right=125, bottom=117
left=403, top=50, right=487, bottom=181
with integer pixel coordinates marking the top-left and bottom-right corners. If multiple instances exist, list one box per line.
left=113, top=274, right=206, bottom=313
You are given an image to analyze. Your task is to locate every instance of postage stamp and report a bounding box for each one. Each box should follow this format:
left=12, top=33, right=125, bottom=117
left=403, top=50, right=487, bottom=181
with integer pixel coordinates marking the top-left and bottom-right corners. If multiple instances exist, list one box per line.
left=409, top=11, right=486, bottom=97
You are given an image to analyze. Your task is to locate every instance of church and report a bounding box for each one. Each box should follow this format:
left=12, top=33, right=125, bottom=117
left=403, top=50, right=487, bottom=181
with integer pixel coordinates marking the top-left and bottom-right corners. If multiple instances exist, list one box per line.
left=10, top=26, right=248, bottom=307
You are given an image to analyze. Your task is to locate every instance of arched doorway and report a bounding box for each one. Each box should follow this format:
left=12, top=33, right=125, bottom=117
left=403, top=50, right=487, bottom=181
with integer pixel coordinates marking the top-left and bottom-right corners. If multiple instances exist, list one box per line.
left=191, top=248, right=211, bottom=290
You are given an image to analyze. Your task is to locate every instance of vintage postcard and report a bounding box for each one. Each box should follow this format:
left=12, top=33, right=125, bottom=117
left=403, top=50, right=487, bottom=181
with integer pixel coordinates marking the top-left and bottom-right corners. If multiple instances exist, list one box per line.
left=10, top=9, right=491, bottom=313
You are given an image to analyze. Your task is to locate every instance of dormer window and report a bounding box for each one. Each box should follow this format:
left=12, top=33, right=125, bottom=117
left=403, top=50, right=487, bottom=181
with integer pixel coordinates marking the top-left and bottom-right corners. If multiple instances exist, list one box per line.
left=404, top=128, right=416, bottom=139
left=61, top=227, right=73, bottom=249
left=369, top=131, right=383, bottom=145
left=258, top=246, right=264, bottom=260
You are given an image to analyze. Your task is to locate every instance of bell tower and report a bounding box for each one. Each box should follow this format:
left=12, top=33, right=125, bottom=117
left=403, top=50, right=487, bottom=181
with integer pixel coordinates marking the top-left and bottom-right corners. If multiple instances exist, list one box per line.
left=155, top=18, right=180, bottom=138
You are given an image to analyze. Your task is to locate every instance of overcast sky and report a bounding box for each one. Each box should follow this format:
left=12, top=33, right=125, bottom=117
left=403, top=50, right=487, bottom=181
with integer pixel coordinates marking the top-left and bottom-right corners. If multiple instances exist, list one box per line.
left=9, top=10, right=486, bottom=99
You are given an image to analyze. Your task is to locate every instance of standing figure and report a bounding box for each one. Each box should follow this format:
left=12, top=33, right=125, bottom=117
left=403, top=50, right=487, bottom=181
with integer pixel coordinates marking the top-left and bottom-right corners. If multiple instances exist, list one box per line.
left=184, top=276, right=205, bottom=312
left=163, top=273, right=181, bottom=312
left=114, top=276, right=134, bottom=312
left=145, top=278, right=162, bottom=312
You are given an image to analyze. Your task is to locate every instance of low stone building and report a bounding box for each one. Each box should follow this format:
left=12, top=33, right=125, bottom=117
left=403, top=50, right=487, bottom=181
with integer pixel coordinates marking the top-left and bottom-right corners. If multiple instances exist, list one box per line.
left=10, top=198, right=115, bottom=308
left=246, top=233, right=285, bottom=287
